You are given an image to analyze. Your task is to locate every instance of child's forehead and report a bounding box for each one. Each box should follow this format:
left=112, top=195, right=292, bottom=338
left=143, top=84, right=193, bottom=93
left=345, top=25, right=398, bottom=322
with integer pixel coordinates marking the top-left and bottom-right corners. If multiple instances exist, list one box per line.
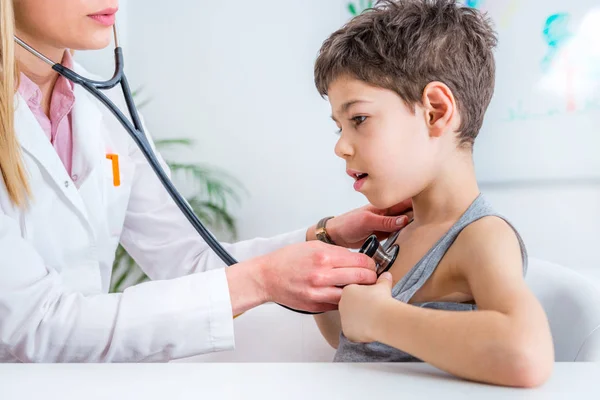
left=328, top=76, right=392, bottom=98
left=328, top=77, right=409, bottom=109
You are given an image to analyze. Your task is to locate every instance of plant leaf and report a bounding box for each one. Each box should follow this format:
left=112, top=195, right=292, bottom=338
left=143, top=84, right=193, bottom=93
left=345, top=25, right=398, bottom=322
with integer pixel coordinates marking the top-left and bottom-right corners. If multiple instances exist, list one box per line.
left=110, top=136, right=244, bottom=291
left=187, top=197, right=238, bottom=239
left=110, top=245, right=147, bottom=293
left=131, top=86, right=145, bottom=98
left=135, top=98, right=152, bottom=110
left=111, top=258, right=132, bottom=292
left=135, top=274, right=150, bottom=286
left=155, top=138, right=194, bottom=149
left=168, top=163, right=246, bottom=205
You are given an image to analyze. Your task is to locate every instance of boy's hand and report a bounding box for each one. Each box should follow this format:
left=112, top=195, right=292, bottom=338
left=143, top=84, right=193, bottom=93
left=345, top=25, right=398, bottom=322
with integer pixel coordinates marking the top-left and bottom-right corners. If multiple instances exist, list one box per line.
left=309, top=199, right=413, bottom=248
left=338, top=272, right=396, bottom=343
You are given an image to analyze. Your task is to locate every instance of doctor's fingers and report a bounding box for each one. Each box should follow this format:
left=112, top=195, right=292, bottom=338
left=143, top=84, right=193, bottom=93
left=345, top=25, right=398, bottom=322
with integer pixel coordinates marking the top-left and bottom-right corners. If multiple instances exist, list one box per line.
left=314, top=246, right=377, bottom=272
left=304, top=286, right=344, bottom=305
left=310, top=268, right=378, bottom=291
left=369, top=198, right=413, bottom=216
left=383, top=198, right=413, bottom=216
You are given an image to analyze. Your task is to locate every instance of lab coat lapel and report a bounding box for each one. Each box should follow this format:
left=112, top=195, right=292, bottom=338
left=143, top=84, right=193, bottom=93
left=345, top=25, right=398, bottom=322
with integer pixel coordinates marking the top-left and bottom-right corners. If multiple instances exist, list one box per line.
left=70, top=83, right=105, bottom=187
left=14, top=94, right=89, bottom=219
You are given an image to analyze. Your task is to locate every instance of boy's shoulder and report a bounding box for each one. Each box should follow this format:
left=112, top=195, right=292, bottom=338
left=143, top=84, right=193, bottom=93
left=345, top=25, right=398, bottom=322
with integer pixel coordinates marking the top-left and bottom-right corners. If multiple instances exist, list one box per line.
left=450, top=199, right=528, bottom=278
left=459, top=214, right=521, bottom=247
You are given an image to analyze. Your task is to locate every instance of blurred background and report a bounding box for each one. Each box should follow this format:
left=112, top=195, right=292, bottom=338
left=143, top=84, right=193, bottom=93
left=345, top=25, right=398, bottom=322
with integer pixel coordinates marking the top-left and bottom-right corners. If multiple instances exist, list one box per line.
left=76, top=1, right=600, bottom=284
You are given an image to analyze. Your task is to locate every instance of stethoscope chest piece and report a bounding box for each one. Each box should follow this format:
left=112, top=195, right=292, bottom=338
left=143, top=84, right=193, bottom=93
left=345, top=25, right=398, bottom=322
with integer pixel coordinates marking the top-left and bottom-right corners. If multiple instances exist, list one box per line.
left=359, top=234, right=399, bottom=276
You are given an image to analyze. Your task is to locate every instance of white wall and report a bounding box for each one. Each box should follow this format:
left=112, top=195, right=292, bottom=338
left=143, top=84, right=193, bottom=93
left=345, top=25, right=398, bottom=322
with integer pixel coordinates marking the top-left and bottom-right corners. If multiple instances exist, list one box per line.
left=126, top=0, right=365, bottom=238
left=66, top=0, right=600, bottom=364
left=115, top=1, right=599, bottom=280
left=482, top=184, right=600, bottom=277
left=41, top=0, right=600, bottom=364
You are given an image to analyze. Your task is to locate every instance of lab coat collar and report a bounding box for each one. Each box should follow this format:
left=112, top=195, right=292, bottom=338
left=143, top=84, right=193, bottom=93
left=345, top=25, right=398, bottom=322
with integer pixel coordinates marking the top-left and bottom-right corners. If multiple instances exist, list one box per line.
left=15, top=63, right=106, bottom=217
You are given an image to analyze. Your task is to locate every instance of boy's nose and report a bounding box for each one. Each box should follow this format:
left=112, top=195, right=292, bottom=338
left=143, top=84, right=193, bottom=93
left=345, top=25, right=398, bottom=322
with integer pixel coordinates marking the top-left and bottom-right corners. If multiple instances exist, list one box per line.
left=334, top=137, right=354, bottom=159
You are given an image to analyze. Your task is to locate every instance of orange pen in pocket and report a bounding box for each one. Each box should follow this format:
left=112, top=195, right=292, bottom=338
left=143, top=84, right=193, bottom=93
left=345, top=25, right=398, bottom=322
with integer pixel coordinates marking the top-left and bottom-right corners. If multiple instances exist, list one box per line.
left=106, top=154, right=120, bottom=187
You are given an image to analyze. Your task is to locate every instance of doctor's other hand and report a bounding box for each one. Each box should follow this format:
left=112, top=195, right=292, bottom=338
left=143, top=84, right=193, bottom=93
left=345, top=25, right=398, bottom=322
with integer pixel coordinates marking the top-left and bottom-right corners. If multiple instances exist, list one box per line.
left=309, top=199, right=413, bottom=248
left=338, top=272, right=395, bottom=343
left=258, top=241, right=378, bottom=313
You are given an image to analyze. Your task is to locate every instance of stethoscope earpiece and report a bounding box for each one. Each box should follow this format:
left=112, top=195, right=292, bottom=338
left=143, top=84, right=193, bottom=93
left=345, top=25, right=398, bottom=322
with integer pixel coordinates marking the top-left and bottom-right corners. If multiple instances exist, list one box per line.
left=359, top=234, right=399, bottom=276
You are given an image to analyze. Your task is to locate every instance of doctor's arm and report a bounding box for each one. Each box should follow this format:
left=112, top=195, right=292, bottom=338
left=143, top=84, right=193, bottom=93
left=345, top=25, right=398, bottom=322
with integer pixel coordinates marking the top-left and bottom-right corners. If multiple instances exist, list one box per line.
left=119, top=136, right=306, bottom=279
left=0, top=210, right=234, bottom=362
left=118, top=122, right=409, bottom=306
left=119, top=135, right=409, bottom=280
left=0, top=209, right=377, bottom=362
left=116, top=133, right=357, bottom=315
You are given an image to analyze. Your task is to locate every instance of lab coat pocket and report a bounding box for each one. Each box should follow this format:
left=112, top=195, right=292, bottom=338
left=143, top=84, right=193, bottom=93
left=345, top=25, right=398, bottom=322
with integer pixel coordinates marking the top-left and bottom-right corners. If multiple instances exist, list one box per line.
left=104, top=153, right=135, bottom=238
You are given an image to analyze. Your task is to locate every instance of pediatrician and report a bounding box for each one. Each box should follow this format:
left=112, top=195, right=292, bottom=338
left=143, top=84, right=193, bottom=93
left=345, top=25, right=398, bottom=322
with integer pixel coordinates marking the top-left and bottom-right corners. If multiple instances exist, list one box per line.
left=0, top=0, right=412, bottom=362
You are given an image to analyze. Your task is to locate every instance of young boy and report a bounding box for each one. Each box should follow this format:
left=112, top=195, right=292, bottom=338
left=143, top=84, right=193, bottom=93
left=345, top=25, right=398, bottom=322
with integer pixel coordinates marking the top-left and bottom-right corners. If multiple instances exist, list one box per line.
left=312, top=0, right=554, bottom=388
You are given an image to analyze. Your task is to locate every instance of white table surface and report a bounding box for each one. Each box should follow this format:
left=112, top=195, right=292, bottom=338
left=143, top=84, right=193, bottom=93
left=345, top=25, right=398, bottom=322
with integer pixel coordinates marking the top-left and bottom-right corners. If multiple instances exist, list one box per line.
left=0, top=362, right=598, bottom=399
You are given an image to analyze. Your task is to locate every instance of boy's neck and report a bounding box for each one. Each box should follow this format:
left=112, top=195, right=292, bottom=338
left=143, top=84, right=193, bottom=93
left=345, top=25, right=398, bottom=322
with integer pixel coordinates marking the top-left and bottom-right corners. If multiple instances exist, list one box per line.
left=411, top=152, right=480, bottom=226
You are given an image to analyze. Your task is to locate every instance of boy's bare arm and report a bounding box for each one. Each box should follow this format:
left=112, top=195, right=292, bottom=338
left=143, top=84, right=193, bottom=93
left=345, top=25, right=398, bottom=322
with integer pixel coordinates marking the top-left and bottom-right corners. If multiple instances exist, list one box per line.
left=314, top=311, right=342, bottom=349
left=340, top=216, right=554, bottom=387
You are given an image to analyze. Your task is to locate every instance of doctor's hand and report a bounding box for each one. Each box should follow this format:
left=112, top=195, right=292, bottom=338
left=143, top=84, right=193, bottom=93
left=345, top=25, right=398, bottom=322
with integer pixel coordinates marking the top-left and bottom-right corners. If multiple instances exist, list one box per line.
left=257, top=241, right=378, bottom=313
left=308, top=199, right=413, bottom=249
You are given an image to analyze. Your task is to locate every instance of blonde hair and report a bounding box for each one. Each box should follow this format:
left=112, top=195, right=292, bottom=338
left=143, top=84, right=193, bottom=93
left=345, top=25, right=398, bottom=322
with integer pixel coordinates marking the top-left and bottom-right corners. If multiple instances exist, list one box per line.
left=0, top=0, right=31, bottom=207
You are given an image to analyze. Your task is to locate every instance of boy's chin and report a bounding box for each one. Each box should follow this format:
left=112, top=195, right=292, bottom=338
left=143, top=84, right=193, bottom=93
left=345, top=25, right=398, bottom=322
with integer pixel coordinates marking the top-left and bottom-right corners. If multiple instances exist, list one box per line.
left=365, top=193, right=403, bottom=211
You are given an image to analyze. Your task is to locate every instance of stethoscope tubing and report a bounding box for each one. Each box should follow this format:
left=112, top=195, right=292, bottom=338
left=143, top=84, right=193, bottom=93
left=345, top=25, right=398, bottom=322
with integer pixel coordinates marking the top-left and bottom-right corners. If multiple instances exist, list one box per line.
left=15, top=27, right=322, bottom=315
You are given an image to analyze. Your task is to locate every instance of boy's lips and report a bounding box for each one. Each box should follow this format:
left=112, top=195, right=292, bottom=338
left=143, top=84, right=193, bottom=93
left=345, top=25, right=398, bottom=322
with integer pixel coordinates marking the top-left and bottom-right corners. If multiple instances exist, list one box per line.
left=346, top=169, right=369, bottom=181
left=347, top=169, right=369, bottom=191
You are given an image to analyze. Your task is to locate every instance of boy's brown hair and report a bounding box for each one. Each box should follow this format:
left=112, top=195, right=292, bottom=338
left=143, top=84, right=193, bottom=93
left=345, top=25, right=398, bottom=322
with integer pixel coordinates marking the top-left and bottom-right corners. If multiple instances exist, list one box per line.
left=314, top=0, right=497, bottom=147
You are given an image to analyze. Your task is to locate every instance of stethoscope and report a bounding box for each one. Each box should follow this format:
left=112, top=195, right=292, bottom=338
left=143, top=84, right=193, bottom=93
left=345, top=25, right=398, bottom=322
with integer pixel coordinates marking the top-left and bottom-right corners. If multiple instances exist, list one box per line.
left=14, top=25, right=402, bottom=315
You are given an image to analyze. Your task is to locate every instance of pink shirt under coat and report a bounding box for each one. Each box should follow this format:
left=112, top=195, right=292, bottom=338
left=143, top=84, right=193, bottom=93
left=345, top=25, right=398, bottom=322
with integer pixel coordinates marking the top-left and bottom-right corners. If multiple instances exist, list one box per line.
left=18, top=50, right=76, bottom=177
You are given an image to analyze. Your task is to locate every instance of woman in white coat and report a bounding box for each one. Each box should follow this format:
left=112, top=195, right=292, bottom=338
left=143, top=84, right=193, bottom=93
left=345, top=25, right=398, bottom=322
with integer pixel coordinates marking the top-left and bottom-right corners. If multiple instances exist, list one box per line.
left=0, top=0, right=412, bottom=362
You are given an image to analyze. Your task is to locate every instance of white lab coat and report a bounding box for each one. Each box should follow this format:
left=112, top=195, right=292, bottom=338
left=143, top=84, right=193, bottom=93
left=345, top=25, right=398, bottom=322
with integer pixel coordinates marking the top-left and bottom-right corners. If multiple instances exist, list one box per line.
left=0, top=63, right=305, bottom=362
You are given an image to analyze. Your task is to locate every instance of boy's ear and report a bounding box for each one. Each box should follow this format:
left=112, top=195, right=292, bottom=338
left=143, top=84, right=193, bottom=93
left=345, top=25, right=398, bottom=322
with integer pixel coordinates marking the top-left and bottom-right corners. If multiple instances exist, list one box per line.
left=421, top=82, right=456, bottom=138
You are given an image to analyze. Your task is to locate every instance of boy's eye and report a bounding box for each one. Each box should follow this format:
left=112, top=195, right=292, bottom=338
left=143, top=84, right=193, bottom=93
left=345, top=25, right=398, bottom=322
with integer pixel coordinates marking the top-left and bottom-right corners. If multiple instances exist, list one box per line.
left=352, top=116, right=367, bottom=125
left=334, top=116, right=367, bottom=135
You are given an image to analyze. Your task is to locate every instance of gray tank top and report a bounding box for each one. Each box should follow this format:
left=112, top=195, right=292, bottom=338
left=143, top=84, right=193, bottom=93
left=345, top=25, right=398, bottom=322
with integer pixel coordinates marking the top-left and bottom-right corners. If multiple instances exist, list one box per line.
left=333, top=194, right=528, bottom=362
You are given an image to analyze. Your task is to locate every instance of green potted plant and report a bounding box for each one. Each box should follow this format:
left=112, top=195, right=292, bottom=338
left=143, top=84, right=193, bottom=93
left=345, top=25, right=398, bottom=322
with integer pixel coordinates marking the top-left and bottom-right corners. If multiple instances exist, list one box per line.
left=109, top=89, right=246, bottom=293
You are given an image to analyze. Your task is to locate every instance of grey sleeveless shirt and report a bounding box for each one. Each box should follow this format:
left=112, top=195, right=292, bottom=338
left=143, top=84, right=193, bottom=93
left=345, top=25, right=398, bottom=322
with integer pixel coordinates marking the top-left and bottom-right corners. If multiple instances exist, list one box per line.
left=333, top=194, right=528, bottom=362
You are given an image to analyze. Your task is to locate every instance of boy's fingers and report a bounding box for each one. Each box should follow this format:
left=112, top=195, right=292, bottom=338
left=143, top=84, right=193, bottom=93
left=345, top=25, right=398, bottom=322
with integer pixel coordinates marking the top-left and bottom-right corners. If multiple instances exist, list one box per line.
left=377, top=272, right=393, bottom=291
